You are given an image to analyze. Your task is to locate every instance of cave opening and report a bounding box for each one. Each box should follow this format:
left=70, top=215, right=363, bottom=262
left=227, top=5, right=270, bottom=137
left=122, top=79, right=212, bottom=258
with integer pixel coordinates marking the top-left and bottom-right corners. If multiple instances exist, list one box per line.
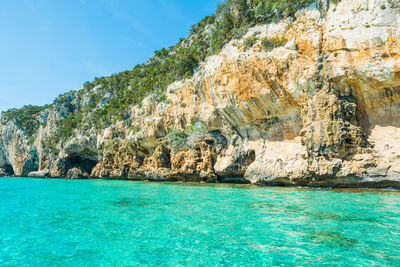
left=3, top=164, right=14, bottom=176
left=208, top=130, right=228, bottom=148
left=65, top=155, right=98, bottom=175
left=24, top=151, right=39, bottom=174
left=246, top=150, right=256, bottom=165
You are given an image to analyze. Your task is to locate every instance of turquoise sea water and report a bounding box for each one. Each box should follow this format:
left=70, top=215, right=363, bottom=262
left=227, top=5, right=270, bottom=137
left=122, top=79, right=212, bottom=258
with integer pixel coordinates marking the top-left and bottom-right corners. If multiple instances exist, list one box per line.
left=1, top=178, right=400, bottom=266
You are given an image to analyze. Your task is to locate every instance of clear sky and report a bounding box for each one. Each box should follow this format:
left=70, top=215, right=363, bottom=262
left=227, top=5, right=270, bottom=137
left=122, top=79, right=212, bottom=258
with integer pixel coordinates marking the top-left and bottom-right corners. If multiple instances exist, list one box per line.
left=0, top=0, right=219, bottom=112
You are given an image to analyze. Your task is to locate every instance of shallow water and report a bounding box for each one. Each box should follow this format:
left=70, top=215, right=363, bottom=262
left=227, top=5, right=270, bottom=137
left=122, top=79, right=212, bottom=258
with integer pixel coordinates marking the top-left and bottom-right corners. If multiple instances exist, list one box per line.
left=1, top=178, right=400, bottom=266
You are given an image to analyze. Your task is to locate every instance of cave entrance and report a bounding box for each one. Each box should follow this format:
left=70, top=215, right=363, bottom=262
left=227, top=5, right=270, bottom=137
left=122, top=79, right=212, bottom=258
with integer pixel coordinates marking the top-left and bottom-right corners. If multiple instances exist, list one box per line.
left=3, top=164, right=14, bottom=176
left=24, top=151, right=39, bottom=174
left=65, top=155, right=98, bottom=175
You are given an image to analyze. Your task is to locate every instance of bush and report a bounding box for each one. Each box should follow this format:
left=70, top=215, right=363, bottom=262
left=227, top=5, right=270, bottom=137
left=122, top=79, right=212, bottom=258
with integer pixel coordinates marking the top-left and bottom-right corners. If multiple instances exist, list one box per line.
left=41, top=136, right=60, bottom=155
left=233, top=26, right=249, bottom=39
left=261, top=36, right=287, bottom=51
left=244, top=36, right=258, bottom=50
left=168, top=129, right=189, bottom=152
left=56, top=113, right=83, bottom=140
left=104, top=141, right=114, bottom=151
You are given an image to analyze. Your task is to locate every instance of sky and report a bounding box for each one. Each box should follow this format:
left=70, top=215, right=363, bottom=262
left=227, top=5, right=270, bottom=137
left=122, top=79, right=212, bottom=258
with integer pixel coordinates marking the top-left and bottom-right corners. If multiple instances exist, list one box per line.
left=0, top=0, right=219, bottom=112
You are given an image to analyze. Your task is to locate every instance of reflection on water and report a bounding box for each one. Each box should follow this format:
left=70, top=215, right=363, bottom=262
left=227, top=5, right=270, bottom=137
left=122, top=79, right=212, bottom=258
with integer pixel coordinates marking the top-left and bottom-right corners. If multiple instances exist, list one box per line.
left=0, top=178, right=400, bottom=266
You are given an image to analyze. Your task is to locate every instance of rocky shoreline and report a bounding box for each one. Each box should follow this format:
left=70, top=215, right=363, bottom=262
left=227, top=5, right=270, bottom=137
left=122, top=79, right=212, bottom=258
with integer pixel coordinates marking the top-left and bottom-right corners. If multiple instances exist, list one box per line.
left=1, top=0, right=400, bottom=189
left=4, top=173, right=400, bottom=190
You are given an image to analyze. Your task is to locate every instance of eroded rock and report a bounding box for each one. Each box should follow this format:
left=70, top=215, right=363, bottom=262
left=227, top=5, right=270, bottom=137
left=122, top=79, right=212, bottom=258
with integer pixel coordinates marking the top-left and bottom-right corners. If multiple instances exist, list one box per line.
left=66, top=168, right=83, bottom=179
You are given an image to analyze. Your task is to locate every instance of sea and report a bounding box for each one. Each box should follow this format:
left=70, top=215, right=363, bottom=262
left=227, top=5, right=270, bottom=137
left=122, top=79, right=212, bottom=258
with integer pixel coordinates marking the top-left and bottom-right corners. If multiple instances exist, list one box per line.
left=1, top=177, right=400, bottom=266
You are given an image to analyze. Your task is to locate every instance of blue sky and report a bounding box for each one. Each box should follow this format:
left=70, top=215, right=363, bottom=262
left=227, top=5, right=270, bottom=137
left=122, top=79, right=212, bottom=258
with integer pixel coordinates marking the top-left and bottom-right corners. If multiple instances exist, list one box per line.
left=0, top=0, right=219, bottom=111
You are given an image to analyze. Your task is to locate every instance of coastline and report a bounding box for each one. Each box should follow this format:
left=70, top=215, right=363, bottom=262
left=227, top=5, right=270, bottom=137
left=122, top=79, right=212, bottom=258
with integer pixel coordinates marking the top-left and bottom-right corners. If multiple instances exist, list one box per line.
left=1, top=0, right=400, bottom=191
left=4, top=175, right=400, bottom=191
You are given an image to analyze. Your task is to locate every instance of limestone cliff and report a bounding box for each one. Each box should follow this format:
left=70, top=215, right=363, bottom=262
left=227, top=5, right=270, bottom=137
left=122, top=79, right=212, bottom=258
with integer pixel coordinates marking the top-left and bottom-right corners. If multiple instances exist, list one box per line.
left=1, top=0, right=400, bottom=188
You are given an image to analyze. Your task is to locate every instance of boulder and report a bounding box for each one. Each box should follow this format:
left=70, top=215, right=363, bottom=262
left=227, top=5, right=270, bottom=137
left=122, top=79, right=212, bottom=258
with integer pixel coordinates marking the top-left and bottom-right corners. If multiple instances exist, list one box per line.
left=66, top=168, right=83, bottom=179
left=28, top=171, right=49, bottom=178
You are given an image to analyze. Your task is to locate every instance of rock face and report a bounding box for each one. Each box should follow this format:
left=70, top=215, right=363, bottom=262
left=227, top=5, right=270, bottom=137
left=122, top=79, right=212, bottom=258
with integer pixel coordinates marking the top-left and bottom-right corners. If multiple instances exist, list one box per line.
left=1, top=0, right=400, bottom=188
left=0, top=121, right=38, bottom=176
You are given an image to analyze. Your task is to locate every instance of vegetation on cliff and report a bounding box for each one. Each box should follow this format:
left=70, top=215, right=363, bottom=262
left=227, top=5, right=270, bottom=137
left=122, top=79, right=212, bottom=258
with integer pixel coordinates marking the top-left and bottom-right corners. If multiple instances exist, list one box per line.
left=1, top=0, right=317, bottom=139
left=0, top=105, right=48, bottom=136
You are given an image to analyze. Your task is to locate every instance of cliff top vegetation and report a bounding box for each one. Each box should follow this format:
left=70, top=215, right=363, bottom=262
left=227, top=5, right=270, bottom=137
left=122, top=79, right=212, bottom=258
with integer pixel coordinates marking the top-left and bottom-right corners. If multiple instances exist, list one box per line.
left=1, top=0, right=318, bottom=138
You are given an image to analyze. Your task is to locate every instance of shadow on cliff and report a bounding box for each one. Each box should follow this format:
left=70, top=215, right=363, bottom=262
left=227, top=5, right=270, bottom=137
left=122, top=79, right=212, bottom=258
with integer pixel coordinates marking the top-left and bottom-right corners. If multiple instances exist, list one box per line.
left=343, top=73, right=400, bottom=137
left=58, top=155, right=98, bottom=176
left=2, top=164, right=14, bottom=176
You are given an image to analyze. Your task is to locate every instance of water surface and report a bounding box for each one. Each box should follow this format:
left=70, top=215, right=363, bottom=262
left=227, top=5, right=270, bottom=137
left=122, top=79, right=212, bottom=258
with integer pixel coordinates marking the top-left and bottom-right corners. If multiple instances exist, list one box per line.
left=1, top=178, right=400, bottom=266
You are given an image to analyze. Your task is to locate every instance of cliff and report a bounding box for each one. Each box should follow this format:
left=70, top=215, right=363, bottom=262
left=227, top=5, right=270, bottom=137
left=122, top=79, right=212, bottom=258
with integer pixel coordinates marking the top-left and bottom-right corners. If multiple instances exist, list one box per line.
left=1, top=0, right=400, bottom=188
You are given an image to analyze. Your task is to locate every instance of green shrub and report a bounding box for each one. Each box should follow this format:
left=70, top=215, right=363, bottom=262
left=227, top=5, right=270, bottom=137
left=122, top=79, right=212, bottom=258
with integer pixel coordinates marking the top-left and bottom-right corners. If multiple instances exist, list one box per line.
left=130, top=125, right=140, bottom=134
left=244, top=36, right=258, bottom=50
left=56, top=113, right=83, bottom=140
left=104, top=141, right=114, bottom=151
left=41, top=136, right=60, bottom=155
left=261, top=36, right=288, bottom=51
left=168, top=129, right=189, bottom=152
left=233, top=26, right=249, bottom=39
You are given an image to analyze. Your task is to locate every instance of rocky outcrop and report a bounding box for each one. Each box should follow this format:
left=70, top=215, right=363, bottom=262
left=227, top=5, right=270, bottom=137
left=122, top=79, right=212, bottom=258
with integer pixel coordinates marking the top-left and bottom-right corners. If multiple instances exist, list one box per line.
left=0, top=121, right=38, bottom=176
left=214, top=136, right=255, bottom=183
left=28, top=171, right=49, bottom=178
left=66, top=168, right=84, bottom=179
left=1, top=0, right=400, bottom=188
